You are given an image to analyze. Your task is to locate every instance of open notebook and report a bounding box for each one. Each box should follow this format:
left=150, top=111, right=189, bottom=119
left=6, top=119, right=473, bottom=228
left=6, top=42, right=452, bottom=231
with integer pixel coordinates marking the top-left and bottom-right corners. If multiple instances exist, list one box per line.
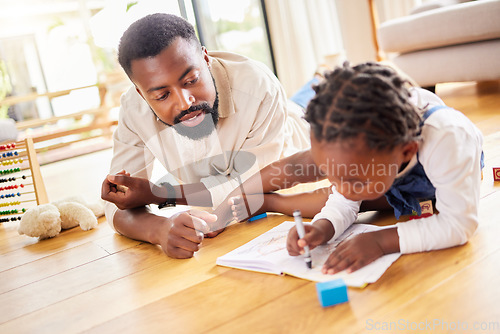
left=216, top=221, right=401, bottom=288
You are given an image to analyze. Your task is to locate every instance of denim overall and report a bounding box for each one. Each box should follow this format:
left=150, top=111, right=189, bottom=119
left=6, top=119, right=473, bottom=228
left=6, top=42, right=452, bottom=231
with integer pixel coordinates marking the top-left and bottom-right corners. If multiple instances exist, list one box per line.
left=384, top=105, right=484, bottom=219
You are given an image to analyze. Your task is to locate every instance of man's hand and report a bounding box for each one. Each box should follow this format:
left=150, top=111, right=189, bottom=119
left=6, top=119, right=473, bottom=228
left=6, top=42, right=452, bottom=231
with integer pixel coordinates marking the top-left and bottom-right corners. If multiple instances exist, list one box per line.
left=101, top=171, right=163, bottom=210
left=158, top=209, right=216, bottom=258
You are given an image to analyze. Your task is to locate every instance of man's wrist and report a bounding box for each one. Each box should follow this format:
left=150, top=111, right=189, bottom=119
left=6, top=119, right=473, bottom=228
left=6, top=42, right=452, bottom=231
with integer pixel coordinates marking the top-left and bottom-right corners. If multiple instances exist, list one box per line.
left=158, top=182, right=176, bottom=209
left=147, top=214, right=171, bottom=245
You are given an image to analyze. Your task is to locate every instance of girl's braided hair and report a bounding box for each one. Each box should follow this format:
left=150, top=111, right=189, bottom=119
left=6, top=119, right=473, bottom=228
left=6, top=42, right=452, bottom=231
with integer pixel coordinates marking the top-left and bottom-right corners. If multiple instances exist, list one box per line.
left=305, top=62, right=422, bottom=151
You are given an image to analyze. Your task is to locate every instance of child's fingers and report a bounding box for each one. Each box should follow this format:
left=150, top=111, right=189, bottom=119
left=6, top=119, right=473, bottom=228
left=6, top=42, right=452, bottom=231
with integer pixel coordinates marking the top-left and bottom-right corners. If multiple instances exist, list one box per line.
left=322, top=250, right=353, bottom=274
left=190, top=217, right=210, bottom=236
left=188, top=209, right=217, bottom=224
left=228, top=196, right=239, bottom=206
left=299, top=226, right=323, bottom=250
left=344, top=260, right=365, bottom=274
left=286, top=227, right=301, bottom=256
left=229, top=196, right=249, bottom=222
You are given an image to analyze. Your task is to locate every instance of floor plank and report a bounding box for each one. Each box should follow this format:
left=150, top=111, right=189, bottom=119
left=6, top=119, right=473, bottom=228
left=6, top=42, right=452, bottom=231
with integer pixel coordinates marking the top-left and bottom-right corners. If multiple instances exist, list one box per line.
left=378, top=249, right=500, bottom=334
left=0, top=217, right=281, bottom=333
left=0, top=221, right=113, bottom=271
left=0, top=242, right=169, bottom=323
left=0, top=241, right=109, bottom=294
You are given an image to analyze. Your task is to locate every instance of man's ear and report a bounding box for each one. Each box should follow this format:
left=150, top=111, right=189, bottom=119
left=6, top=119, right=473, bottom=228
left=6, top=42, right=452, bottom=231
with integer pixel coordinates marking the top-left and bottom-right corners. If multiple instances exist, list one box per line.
left=401, top=141, right=419, bottom=161
left=201, top=46, right=210, bottom=68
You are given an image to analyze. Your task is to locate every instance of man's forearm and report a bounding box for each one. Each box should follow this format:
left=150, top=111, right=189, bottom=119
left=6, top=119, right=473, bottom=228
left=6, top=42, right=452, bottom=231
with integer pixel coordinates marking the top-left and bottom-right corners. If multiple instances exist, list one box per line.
left=113, top=206, right=168, bottom=245
left=211, top=150, right=326, bottom=225
left=231, top=150, right=324, bottom=197
left=172, top=183, right=212, bottom=206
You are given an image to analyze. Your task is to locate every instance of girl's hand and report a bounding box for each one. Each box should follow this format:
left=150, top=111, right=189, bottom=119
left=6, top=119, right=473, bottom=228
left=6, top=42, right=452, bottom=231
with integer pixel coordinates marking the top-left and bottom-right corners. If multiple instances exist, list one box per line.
left=322, top=232, right=385, bottom=274
left=286, top=224, right=325, bottom=256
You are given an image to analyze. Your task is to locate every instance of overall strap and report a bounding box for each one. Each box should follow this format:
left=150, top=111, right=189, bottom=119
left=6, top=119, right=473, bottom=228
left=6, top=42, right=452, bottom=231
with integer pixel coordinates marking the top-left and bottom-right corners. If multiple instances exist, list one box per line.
left=421, top=104, right=484, bottom=168
left=422, top=105, right=450, bottom=121
left=417, top=105, right=451, bottom=162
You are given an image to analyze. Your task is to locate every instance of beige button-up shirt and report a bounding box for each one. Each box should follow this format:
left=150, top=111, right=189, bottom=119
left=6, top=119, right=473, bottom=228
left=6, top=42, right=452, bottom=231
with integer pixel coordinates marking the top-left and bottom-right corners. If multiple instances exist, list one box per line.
left=105, top=51, right=310, bottom=225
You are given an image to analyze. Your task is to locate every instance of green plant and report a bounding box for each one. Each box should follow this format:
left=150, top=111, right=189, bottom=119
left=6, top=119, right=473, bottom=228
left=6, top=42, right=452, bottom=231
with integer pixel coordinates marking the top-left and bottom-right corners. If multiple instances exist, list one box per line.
left=126, top=1, right=138, bottom=12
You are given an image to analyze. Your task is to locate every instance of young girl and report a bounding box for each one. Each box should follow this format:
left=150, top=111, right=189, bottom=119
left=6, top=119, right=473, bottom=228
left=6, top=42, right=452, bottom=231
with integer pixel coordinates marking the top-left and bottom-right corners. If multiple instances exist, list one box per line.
left=229, top=62, right=483, bottom=275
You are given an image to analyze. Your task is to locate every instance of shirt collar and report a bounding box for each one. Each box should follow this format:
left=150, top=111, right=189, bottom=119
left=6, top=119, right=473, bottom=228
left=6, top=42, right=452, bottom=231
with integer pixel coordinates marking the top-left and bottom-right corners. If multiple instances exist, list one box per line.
left=208, top=54, right=235, bottom=118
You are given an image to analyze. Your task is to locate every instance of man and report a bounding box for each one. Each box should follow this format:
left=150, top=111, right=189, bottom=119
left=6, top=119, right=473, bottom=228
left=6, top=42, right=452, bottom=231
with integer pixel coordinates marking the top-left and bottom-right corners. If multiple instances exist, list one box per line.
left=101, top=13, right=310, bottom=259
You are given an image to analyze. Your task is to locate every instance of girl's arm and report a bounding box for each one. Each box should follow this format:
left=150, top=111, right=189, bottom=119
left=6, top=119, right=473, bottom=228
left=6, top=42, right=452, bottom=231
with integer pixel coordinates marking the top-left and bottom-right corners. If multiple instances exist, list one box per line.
left=311, top=185, right=362, bottom=241
left=396, top=110, right=483, bottom=254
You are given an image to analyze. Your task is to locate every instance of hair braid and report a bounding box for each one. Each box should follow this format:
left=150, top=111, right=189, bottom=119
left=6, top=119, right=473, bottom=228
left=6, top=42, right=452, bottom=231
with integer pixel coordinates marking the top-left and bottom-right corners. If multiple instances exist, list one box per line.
left=305, top=61, right=422, bottom=151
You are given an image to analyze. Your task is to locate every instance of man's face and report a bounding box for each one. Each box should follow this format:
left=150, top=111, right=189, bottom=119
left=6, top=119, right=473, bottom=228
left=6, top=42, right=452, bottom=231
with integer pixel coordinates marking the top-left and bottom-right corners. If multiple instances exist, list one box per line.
left=130, top=37, right=218, bottom=139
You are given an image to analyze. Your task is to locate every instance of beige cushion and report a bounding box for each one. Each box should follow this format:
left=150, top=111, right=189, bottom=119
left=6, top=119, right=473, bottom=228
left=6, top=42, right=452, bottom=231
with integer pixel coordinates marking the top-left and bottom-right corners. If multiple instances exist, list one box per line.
left=378, top=0, right=500, bottom=53
left=390, top=39, right=500, bottom=86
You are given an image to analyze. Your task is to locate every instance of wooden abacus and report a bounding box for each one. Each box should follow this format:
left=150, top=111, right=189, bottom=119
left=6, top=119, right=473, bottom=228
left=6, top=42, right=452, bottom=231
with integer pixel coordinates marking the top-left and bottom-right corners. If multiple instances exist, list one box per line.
left=0, top=138, right=48, bottom=223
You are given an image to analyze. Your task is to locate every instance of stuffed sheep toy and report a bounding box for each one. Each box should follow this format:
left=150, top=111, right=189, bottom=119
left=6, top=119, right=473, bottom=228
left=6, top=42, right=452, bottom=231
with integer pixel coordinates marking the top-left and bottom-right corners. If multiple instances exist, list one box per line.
left=18, top=196, right=104, bottom=240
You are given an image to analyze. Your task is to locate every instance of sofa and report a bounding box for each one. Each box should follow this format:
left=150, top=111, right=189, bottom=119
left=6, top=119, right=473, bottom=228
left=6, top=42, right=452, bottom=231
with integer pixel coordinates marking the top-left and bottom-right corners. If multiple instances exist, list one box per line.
left=377, top=0, right=500, bottom=89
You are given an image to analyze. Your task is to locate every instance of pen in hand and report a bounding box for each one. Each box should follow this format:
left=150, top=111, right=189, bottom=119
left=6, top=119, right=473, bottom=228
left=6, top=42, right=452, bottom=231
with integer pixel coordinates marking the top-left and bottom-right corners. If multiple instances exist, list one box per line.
left=293, top=210, right=312, bottom=269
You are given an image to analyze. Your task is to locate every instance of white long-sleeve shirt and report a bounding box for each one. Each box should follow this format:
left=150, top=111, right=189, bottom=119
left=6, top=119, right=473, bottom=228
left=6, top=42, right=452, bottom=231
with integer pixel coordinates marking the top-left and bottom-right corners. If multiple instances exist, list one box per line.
left=104, top=51, right=310, bottom=227
left=312, top=88, right=483, bottom=254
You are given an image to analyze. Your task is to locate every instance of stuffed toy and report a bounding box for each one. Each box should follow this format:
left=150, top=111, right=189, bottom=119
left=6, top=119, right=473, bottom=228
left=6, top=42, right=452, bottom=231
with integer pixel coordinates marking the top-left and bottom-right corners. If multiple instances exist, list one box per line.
left=18, top=196, right=104, bottom=240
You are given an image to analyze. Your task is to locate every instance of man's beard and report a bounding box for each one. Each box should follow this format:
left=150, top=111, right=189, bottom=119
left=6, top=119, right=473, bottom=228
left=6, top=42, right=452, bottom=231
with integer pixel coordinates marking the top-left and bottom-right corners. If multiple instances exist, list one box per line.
left=172, top=92, right=219, bottom=140
left=153, top=92, right=219, bottom=141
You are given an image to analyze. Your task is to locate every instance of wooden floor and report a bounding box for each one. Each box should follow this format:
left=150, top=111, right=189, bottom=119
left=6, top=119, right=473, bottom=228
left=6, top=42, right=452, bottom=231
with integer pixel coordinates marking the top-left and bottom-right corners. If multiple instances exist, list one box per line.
left=0, top=82, right=499, bottom=333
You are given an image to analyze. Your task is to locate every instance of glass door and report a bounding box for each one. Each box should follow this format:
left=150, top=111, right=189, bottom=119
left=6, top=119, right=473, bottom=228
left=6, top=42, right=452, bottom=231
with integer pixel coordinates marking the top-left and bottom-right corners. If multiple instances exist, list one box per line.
left=187, top=0, right=275, bottom=73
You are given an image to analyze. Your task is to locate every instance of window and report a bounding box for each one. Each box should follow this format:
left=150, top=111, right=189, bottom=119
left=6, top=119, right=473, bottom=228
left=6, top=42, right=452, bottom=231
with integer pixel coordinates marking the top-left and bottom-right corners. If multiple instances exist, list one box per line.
left=188, top=0, right=275, bottom=72
left=0, top=0, right=275, bottom=122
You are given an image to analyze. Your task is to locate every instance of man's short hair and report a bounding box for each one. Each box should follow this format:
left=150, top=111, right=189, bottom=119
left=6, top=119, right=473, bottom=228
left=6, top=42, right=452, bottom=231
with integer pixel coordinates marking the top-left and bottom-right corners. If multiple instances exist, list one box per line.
left=118, top=13, right=201, bottom=78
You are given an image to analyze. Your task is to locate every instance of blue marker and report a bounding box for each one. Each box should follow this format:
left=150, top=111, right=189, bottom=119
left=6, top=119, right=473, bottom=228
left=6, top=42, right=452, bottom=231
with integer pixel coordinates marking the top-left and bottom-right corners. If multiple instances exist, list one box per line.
left=293, top=210, right=312, bottom=269
left=248, top=212, right=267, bottom=222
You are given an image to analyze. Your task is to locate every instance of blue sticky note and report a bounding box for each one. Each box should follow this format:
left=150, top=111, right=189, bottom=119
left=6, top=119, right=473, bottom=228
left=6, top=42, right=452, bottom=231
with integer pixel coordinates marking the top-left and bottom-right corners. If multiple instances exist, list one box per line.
left=316, top=279, right=348, bottom=307
left=247, top=212, right=267, bottom=222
